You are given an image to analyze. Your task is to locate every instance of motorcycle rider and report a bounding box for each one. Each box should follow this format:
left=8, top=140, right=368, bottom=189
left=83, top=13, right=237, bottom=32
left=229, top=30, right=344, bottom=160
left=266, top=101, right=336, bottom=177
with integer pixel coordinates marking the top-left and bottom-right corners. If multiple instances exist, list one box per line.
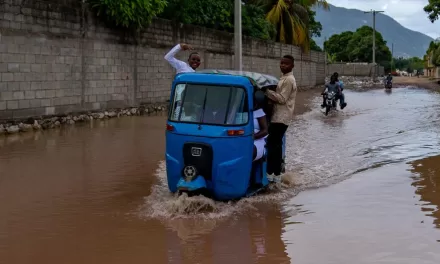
left=386, top=73, right=393, bottom=84
left=328, top=72, right=347, bottom=108
left=321, top=74, right=347, bottom=109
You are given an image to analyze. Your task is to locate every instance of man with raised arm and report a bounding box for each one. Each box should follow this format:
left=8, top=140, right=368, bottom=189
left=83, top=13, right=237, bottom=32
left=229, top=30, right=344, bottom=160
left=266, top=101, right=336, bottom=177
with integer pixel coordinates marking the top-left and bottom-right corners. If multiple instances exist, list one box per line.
left=165, top=43, right=202, bottom=120
left=164, top=43, right=201, bottom=73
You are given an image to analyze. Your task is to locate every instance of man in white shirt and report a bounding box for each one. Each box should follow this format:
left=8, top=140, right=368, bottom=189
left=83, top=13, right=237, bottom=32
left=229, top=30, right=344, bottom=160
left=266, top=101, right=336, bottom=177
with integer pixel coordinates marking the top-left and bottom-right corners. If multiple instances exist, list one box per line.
left=164, top=43, right=201, bottom=73
left=165, top=43, right=201, bottom=120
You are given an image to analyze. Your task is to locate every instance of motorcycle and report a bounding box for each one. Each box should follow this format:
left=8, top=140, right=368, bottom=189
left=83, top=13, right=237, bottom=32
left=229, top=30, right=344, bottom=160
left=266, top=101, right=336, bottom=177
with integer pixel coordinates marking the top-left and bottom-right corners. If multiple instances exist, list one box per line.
left=322, top=91, right=337, bottom=116
left=384, top=80, right=392, bottom=89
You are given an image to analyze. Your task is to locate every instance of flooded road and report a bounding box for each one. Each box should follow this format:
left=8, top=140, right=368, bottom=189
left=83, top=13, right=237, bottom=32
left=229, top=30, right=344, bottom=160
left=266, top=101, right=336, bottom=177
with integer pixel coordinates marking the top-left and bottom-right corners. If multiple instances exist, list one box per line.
left=1, top=87, right=440, bottom=263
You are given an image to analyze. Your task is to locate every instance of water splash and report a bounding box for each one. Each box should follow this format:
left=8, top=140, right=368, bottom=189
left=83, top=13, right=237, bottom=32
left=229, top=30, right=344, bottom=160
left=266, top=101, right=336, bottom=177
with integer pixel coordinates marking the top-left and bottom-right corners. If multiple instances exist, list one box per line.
left=137, top=161, right=302, bottom=220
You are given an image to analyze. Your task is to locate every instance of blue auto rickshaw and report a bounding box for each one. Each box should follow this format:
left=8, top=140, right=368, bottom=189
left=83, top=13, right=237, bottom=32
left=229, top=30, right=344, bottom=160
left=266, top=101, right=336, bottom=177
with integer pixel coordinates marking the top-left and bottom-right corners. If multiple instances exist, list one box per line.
left=165, top=70, right=286, bottom=201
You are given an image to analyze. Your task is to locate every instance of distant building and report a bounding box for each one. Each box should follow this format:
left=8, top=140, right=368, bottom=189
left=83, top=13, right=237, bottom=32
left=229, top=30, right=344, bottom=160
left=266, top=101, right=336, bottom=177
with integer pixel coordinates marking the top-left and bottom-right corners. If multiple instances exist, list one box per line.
left=424, top=53, right=440, bottom=78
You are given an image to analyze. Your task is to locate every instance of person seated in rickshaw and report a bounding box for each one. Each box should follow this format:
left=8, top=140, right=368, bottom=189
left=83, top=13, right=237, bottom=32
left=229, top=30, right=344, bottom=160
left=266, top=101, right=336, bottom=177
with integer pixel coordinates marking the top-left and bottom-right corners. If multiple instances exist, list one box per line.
left=201, top=88, right=230, bottom=124
left=202, top=100, right=228, bottom=124
left=179, top=102, right=201, bottom=122
left=201, top=88, right=268, bottom=161
left=203, top=103, right=268, bottom=161
left=252, top=107, right=269, bottom=161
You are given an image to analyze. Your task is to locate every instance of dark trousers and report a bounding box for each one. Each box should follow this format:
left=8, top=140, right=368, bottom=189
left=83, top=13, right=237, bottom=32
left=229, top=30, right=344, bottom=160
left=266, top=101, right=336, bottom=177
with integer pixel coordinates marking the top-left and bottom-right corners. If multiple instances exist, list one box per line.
left=266, top=122, right=288, bottom=176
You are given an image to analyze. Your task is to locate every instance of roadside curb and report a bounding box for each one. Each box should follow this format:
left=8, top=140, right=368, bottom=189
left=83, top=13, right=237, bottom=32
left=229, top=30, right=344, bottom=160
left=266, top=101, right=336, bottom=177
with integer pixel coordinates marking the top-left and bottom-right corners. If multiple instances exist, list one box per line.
left=0, top=103, right=169, bottom=136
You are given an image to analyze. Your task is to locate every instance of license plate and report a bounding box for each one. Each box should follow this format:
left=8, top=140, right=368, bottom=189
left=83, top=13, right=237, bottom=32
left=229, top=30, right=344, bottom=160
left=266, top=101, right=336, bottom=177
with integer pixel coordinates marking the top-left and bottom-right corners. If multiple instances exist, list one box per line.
left=191, top=147, right=202, bottom=156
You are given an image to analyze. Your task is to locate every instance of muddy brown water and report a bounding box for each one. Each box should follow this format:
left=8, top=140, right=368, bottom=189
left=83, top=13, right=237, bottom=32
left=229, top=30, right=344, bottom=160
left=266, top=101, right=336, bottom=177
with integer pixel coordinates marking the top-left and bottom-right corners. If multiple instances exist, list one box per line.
left=1, top=87, right=440, bottom=264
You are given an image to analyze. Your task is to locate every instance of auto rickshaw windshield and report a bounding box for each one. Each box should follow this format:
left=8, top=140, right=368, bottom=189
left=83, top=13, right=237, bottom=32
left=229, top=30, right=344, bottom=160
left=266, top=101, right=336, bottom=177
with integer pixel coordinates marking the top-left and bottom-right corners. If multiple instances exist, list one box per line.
left=169, top=83, right=249, bottom=126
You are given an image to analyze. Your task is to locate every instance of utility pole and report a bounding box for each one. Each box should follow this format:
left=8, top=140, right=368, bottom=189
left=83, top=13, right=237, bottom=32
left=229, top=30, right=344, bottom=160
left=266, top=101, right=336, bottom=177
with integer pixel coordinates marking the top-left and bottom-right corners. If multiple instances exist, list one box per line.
left=324, top=36, right=327, bottom=76
left=391, top=43, right=394, bottom=72
left=364, top=9, right=384, bottom=78
left=234, top=0, right=242, bottom=71
left=364, top=9, right=384, bottom=64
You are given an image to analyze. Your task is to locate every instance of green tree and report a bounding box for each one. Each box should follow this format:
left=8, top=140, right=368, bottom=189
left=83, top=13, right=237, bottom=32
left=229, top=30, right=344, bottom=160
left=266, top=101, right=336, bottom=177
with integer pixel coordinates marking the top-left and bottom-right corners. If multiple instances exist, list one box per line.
left=424, top=0, right=440, bottom=22
left=433, top=48, right=440, bottom=66
left=242, top=4, right=277, bottom=40
left=324, top=31, right=353, bottom=61
left=159, top=0, right=275, bottom=40
left=308, top=6, right=323, bottom=51
left=248, top=0, right=329, bottom=51
left=425, top=41, right=440, bottom=66
left=310, top=39, right=322, bottom=51
left=159, top=0, right=325, bottom=50
left=324, top=26, right=392, bottom=64
left=307, top=7, right=322, bottom=38
left=88, top=0, right=167, bottom=29
left=394, top=57, right=425, bottom=72
left=159, top=0, right=232, bottom=31
left=346, top=26, right=391, bottom=63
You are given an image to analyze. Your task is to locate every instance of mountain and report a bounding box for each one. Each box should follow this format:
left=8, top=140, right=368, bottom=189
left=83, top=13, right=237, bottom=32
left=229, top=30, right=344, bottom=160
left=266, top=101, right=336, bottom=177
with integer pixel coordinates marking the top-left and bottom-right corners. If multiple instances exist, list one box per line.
left=312, top=4, right=433, bottom=58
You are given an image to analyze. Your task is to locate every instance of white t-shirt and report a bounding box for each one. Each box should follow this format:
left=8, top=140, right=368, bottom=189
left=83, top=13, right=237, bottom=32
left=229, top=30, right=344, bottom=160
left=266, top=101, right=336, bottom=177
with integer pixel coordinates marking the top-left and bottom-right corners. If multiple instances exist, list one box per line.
left=253, top=109, right=267, bottom=136
left=164, top=44, right=195, bottom=74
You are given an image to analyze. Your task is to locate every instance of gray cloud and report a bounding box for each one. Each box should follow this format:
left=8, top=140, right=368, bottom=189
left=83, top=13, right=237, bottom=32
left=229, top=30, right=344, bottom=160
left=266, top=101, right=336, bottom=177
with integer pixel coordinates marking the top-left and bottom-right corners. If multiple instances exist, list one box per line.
left=327, top=0, right=439, bottom=39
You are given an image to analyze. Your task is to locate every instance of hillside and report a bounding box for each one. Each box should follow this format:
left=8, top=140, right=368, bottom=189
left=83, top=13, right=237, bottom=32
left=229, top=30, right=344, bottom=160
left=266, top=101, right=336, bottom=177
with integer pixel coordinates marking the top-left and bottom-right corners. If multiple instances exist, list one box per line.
left=313, top=4, right=433, bottom=58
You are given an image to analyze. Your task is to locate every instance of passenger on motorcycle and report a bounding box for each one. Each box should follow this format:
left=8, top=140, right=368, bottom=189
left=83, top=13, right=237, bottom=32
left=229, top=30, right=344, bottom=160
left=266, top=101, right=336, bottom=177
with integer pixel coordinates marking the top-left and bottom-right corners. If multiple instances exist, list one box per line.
left=333, top=72, right=344, bottom=91
left=321, top=74, right=347, bottom=109
left=332, top=72, right=347, bottom=108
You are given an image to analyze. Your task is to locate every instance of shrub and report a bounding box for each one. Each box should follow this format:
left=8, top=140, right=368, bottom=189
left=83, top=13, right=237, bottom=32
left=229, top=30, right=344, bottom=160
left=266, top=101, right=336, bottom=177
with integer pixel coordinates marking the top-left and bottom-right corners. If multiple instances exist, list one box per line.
left=88, top=0, right=168, bottom=29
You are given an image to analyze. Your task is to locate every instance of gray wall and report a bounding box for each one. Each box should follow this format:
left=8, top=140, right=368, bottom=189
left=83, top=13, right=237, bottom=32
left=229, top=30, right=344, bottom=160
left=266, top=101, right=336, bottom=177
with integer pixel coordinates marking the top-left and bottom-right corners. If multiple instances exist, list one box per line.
left=0, top=0, right=326, bottom=120
left=326, top=63, right=385, bottom=77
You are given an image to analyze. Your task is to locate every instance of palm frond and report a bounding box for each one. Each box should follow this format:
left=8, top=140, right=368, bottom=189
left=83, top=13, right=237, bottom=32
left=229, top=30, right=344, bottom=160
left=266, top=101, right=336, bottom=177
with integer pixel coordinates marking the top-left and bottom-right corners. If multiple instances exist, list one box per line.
left=259, top=0, right=326, bottom=50
left=266, top=0, right=285, bottom=25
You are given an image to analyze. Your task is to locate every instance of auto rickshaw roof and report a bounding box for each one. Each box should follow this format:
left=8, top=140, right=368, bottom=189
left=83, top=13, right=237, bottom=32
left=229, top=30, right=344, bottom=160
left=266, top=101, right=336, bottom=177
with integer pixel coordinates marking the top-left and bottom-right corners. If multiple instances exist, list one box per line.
left=196, top=69, right=279, bottom=88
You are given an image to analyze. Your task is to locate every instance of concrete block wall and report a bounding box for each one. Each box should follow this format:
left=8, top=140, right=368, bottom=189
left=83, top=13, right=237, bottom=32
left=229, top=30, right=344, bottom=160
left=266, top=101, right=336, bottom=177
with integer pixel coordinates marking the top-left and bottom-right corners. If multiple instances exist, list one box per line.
left=0, top=0, right=326, bottom=120
left=326, top=63, right=385, bottom=77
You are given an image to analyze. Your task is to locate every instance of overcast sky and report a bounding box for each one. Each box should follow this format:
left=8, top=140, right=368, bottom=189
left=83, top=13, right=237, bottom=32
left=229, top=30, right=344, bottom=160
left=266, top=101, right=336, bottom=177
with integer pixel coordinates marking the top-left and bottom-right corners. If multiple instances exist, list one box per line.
left=327, top=0, right=439, bottom=39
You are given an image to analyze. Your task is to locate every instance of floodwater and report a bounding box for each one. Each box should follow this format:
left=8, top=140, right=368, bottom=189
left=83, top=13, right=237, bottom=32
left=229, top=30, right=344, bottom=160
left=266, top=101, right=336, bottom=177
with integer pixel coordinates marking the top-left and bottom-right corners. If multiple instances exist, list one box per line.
left=1, top=87, right=440, bottom=263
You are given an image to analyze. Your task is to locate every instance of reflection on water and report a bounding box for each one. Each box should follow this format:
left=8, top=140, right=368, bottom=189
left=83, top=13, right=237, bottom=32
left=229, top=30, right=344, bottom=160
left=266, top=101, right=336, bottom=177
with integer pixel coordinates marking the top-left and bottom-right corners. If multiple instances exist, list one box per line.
left=283, top=163, right=440, bottom=264
left=409, top=155, right=440, bottom=229
left=0, top=117, right=169, bottom=264
left=164, top=205, right=290, bottom=264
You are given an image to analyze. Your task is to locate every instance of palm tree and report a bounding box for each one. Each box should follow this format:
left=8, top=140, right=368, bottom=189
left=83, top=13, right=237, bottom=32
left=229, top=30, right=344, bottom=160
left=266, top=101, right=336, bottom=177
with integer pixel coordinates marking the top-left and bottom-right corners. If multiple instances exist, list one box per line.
left=248, top=0, right=329, bottom=50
